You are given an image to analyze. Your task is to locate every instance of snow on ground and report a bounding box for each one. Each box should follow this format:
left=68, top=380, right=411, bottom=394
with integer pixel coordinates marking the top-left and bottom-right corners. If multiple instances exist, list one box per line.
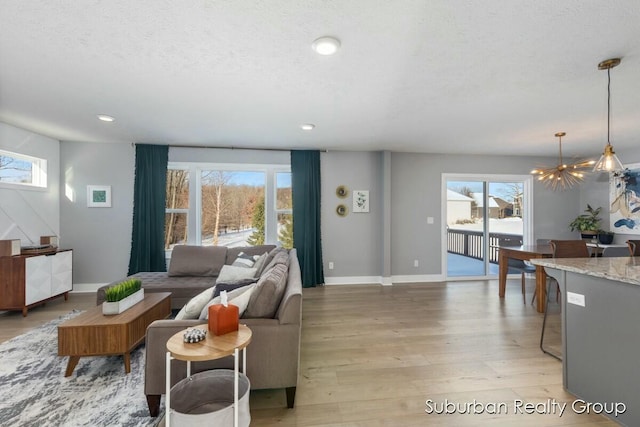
left=448, top=217, right=524, bottom=234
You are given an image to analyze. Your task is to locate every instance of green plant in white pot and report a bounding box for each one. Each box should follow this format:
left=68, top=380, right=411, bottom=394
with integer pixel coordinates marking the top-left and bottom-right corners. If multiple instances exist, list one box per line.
left=102, top=278, right=144, bottom=315
left=569, top=204, right=602, bottom=239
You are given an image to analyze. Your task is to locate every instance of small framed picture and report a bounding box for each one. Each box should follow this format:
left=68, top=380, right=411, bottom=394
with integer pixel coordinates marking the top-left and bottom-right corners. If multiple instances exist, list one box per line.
left=87, top=185, right=112, bottom=208
left=353, top=190, right=369, bottom=213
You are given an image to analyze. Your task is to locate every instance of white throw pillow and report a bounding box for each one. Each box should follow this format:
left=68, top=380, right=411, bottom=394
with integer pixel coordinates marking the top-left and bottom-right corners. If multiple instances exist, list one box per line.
left=198, top=284, right=255, bottom=320
left=175, top=285, right=216, bottom=320
left=217, top=265, right=257, bottom=282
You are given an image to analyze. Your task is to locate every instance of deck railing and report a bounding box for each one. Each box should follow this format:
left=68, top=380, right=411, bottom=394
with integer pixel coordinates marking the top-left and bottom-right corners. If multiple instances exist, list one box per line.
left=447, top=228, right=523, bottom=263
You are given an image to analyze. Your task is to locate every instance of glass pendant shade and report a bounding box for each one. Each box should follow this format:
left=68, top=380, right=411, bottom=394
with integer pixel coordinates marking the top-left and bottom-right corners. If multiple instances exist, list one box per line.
left=593, top=143, right=624, bottom=172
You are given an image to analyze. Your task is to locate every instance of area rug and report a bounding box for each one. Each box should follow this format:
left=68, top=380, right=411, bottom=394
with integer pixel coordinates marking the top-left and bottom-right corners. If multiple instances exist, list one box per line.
left=0, top=311, right=164, bottom=427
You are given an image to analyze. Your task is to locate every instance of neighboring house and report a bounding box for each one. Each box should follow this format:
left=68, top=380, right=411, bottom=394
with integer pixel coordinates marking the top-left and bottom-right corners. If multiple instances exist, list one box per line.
left=491, top=196, right=515, bottom=218
left=447, top=189, right=474, bottom=224
left=471, top=193, right=500, bottom=219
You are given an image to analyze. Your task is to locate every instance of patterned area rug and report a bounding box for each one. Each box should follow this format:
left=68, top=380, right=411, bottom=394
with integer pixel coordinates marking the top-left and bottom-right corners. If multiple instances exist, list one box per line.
left=0, top=311, right=164, bottom=427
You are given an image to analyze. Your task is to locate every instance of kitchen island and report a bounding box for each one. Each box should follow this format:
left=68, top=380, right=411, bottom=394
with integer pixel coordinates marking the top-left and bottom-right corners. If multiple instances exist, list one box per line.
left=530, top=256, right=640, bottom=426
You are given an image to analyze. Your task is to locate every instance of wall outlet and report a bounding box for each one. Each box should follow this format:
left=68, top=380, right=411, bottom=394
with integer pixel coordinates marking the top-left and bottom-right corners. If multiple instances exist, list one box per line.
left=414, top=259, right=419, bottom=267
left=328, top=262, right=334, bottom=270
left=567, top=291, right=585, bottom=307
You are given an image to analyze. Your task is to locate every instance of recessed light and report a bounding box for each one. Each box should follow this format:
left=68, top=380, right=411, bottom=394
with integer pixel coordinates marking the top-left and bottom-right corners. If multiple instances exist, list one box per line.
left=312, top=36, right=340, bottom=55
left=301, top=123, right=316, bottom=131
left=97, top=114, right=115, bottom=122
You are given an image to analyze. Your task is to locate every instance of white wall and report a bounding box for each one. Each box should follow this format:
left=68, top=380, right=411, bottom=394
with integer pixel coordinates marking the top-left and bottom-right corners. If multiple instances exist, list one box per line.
left=0, top=122, right=60, bottom=245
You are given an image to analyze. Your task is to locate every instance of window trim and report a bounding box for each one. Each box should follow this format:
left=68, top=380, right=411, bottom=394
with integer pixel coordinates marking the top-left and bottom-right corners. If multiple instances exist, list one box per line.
left=166, top=162, right=291, bottom=250
left=0, top=149, right=48, bottom=190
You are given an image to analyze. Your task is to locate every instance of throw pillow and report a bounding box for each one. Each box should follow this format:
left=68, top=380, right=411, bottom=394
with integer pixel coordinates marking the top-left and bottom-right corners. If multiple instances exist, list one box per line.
left=243, top=263, right=288, bottom=318
left=261, top=248, right=289, bottom=276
left=217, top=265, right=258, bottom=282
left=231, top=252, right=256, bottom=268
left=175, top=285, right=216, bottom=320
left=168, top=245, right=227, bottom=277
left=251, top=252, right=270, bottom=276
left=198, top=285, right=255, bottom=320
left=213, top=278, right=256, bottom=298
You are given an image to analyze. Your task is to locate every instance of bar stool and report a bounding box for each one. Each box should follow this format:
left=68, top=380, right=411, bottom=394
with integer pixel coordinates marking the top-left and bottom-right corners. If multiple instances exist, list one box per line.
left=540, top=240, right=589, bottom=361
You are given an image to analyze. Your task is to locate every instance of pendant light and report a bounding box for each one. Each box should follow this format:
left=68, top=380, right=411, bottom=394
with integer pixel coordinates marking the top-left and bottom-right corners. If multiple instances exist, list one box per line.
left=531, top=132, right=594, bottom=191
left=593, top=58, right=624, bottom=172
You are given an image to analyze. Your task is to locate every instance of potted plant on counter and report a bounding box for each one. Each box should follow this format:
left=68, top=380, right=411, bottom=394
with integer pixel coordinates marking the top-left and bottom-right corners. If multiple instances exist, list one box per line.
left=569, top=204, right=602, bottom=240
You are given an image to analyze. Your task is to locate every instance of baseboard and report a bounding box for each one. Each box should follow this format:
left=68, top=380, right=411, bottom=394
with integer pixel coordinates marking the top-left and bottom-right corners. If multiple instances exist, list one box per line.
left=324, top=274, right=445, bottom=285
left=70, top=283, right=108, bottom=293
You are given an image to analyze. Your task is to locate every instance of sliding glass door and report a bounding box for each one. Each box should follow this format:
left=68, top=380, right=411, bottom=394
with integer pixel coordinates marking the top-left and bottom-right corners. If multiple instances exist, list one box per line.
left=444, top=174, right=532, bottom=278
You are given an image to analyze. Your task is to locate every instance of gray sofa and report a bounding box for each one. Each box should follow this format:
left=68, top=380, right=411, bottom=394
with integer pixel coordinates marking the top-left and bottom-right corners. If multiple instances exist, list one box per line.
left=97, top=244, right=277, bottom=310
left=140, top=246, right=302, bottom=417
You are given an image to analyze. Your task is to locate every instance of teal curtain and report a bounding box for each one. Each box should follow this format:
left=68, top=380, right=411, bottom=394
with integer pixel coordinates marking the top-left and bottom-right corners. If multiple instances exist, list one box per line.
left=291, top=150, right=324, bottom=287
left=128, top=144, right=168, bottom=275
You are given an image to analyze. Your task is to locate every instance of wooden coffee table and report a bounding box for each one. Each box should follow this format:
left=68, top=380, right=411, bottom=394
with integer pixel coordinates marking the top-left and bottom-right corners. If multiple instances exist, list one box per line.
left=58, top=292, right=171, bottom=377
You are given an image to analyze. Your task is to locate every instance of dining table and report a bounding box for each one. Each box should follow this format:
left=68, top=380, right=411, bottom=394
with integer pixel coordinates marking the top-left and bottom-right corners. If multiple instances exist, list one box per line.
left=498, top=244, right=553, bottom=313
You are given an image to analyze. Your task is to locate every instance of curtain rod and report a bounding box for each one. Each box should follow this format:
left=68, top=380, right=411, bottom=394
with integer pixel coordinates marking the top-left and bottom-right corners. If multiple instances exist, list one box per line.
left=132, top=143, right=327, bottom=152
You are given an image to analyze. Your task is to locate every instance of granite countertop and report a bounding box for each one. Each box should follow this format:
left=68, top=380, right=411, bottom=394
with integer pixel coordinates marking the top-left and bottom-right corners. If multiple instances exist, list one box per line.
left=530, top=256, right=640, bottom=285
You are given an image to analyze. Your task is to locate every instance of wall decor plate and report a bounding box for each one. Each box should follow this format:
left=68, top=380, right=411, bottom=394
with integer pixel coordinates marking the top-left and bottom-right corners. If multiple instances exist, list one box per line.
left=336, top=204, right=347, bottom=216
left=336, top=185, right=348, bottom=198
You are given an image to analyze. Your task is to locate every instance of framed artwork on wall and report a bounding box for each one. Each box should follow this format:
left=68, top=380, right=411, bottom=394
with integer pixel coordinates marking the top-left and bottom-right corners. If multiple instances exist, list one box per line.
left=87, top=185, right=112, bottom=208
left=353, top=190, right=369, bottom=213
left=610, top=163, right=640, bottom=234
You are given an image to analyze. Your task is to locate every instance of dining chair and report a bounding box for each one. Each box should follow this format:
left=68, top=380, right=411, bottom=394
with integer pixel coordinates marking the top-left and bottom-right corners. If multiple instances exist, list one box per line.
left=627, top=240, right=640, bottom=256
left=498, top=237, right=535, bottom=304
left=540, top=240, right=590, bottom=361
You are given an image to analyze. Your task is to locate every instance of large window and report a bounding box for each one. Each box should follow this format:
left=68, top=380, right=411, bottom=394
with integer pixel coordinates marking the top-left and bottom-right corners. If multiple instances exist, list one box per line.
left=165, top=163, right=291, bottom=251
left=0, top=149, right=47, bottom=188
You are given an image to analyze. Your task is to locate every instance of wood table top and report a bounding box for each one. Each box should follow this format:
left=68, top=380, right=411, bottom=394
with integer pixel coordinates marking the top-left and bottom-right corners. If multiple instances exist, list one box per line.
left=167, top=324, right=252, bottom=362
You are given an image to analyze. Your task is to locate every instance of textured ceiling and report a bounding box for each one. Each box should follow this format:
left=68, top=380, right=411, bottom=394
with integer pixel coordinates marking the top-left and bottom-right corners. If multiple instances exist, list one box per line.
left=1, top=0, right=640, bottom=158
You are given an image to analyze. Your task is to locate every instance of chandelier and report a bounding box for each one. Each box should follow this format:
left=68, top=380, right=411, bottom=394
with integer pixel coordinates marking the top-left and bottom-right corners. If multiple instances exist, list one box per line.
left=593, top=58, right=624, bottom=172
left=531, top=132, right=595, bottom=191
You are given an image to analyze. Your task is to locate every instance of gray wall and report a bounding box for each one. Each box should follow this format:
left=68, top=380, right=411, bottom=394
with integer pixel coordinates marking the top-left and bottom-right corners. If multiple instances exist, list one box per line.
left=0, top=122, right=60, bottom=245
left=55, top=139, right=640, bottom=288
left=60, top=141, right=135, bottom=288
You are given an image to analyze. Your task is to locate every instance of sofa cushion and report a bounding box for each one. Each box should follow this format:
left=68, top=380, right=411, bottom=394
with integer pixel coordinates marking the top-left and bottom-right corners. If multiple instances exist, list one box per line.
left=175, top=285, right=216, bottom=320
left=243, top=263, right=288, bottom=319
left=251, top=252, right=269, bottom=276
left=198, top=285, right=255, bottom=320
left=213, top=278, right=256, bottom=298
left=231, top=252, right=256, bottom=268
left=217, top=265, right=258, bottom=282
left=168, top=245, right=227, bottom=277
left=261, top=248, right=290, bottom=275
left=225, top=245, right=276, bottom=265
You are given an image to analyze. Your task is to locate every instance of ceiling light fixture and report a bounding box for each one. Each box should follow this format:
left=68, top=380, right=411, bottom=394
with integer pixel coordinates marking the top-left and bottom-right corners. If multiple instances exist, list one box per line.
left=312, top=36, right=340, bottom=55
left=300, top=123, right=315, bottom=131
left=531, top=132, right=595, bottom=191
left=97, top=114, right=115, bottom=122
left=593, top=58, right=624, bottom=172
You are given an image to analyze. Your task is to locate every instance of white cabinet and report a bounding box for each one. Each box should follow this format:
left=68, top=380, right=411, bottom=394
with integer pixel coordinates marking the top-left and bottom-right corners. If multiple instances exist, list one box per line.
left=0, top=250, right=73, bottom=316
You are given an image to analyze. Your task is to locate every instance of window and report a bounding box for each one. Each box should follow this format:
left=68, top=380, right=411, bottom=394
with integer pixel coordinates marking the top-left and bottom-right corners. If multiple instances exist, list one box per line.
left=165, top=163, right=291, bottom=250
left=165, top=168, right=189, bottom=250
left=0, top=149, right=47, bottom=188
left=276, top=172, right=293, bottom=249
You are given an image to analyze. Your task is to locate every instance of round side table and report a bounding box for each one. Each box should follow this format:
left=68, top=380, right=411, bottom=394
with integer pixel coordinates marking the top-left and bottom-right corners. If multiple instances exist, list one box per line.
left=166, top=324, right=252, bottom=427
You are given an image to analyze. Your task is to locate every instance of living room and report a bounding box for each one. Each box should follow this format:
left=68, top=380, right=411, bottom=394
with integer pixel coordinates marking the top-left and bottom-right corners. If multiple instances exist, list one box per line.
left=2, top=2, right=640, bottom=426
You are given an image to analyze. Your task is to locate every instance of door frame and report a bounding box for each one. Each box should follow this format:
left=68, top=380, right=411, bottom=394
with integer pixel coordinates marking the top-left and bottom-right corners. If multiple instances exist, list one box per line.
left=441, top=173, right=534, bottom=279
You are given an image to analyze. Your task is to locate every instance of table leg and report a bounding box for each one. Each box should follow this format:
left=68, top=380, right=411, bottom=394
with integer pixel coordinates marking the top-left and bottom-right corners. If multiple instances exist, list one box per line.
left=166, top=352, right=171, bottom=427
left=234, top=347, right=239, bottom=427
left=535, top=265, right=547, bottom=313
left=64, top=356, right=80, bottom=377
left=123, top=353, right=131, bottom=373
left=499, top=252, right=508, bottom=297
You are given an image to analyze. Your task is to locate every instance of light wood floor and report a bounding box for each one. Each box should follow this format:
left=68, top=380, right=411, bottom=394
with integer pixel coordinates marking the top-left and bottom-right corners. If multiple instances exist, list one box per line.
left=0, top=281, right=619, bottom=426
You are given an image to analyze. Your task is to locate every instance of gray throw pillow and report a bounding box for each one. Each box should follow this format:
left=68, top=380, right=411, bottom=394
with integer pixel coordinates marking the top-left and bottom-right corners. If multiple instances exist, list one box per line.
left=168, top=245, right=227, bottom=277
left=217, top=265, right=258, bottom=282
left=243, top=263, right=288, bottom=318
left=213, top=278, right=256, bottom=298
left=252, top=252, right=269, bottom=276
left=261, top=249, right=289, bottom=276
left=231, top=252, right=256, bottom=268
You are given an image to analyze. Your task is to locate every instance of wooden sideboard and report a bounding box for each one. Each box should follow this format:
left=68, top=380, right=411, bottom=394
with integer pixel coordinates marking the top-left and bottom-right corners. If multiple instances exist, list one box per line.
left=0, top=249, right=73, bottom=316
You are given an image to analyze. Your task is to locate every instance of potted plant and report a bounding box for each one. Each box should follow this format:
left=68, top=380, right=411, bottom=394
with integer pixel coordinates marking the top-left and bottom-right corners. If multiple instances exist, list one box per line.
left=569, top=204, right=602, bottom=239
left=102, top=278, right=144, bottom=315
